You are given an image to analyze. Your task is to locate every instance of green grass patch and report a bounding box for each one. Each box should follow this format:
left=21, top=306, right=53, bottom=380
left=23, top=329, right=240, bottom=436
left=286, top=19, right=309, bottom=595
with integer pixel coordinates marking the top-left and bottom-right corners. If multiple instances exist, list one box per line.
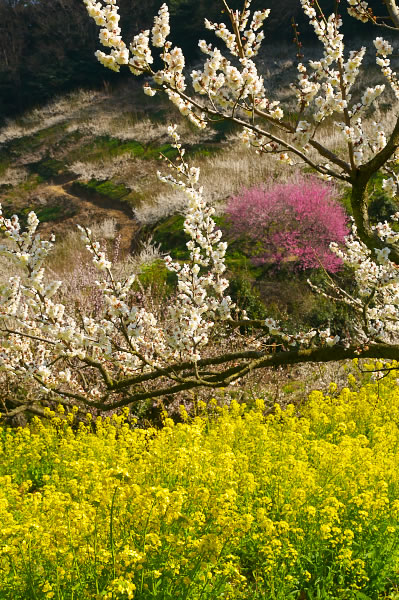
left=35, top=205, right=64, bottom=223
left=151, top=214, right=190, bottom=259
left=3, top=203, right=75, bottom=225
left=29, top=156, right=66, bottom=180
left=1, top=175, right=44, bottom=208
left=225, top=248, right=264, bottom=279
left=66, top=136, right=149, bottom=163
left=149, top=213, right=269, bottom=320
left=72, top=179, right=131, bottom=202
left=228, top=273, right=268, bottom=320
left=151, top=214, right=261, bottom=269
left=4, top=123, right=68, bottom=157
left=136, top=258, right=176, bottom=292
left=0, top=159, right=10, bottom=177
left=66, top=134, right=220, bottom=165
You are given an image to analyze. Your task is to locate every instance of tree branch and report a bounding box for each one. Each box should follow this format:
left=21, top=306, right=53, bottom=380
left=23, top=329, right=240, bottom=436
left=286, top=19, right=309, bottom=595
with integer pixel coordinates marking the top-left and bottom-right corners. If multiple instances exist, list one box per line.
left=349, top=115, right=399, bottom=261
left=53, top=343, right=399, bottom=411
left=383, top=0, right=399, bottom=28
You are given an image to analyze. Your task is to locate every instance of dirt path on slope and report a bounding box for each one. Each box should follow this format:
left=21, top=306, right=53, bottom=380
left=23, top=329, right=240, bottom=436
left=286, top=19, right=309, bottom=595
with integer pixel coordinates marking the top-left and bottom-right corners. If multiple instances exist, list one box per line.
left=29, top=180, right=141, bottom=257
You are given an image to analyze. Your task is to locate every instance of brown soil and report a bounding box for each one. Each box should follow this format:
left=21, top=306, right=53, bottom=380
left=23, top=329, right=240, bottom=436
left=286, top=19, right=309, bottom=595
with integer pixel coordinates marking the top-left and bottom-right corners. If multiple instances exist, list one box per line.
left=5, top=178, right=141, bottom=258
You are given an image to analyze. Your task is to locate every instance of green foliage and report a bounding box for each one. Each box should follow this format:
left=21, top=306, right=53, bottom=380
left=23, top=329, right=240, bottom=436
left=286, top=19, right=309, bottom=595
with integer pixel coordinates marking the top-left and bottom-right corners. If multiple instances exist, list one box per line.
left=152, top=214, right=190, bottom=259
left=72, top=179, right=131, bottom=202
left=136, top=258, right=176, bottom=292
left=306, top=268, right=354, bottom=328
left=66, top=135, right=145, bottom=163
left=149, top=213, right=353, bottom=333
left=369, top=195, right=399, bottom=224
left=339, top=182, right=353, bottom=216
left=30, top=156, right=66, bottom=180
left=67, top=135, right=219, bottom=164
left=35, top=205, right=73, bottom=223
left=228, top=274, right=268, bottom=320
left=5, top=124, right=68, bottom=158
left=225, top=248, right=263, bottom=279
left=340, top=172, right=399, bottom=225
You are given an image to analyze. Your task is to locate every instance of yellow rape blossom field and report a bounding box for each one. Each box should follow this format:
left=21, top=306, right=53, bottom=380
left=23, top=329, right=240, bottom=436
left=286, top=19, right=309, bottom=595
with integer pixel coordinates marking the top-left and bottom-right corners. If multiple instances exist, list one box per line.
left=2, top=365, right=399, bottom=599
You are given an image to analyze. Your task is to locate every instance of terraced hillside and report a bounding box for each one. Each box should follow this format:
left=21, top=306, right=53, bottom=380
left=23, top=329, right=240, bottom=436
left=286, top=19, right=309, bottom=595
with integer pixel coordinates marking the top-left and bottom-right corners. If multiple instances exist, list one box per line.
left=0, top=83, right=226, bottom=256
left=1, top=48, right=396, bottom=335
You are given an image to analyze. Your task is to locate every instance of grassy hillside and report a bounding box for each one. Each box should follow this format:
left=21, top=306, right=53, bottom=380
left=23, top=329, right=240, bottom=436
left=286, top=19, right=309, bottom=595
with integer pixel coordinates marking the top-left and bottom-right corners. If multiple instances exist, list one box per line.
left=1, top=45, right=398, bottom=319
left=1, top=45, right=398, bottom=412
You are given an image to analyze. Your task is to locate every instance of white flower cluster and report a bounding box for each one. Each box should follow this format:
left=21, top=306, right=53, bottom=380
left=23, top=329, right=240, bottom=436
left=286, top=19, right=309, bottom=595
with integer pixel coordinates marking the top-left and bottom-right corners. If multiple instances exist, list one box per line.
left=165, top=89, right=206, bottom=128
left=205, top=6, right=270, bottom=59
left=83, top=0, right=128, bottom=71
left=346, top=0, right=371, bottom=23
left=0, top=128, right=239, bottom=399
left=129, top=31, right=153, bottom=75
left=155, top=44, right=186, bottom=94
left=191, top=5, right=287, bottom=121
left=289, top=1, right=396, bottom=172
left=320, top=328, right=340, bottom=347
left=11, top=0, right=398, bottom=398
left=83, top=0, right=399, bottom=179
left=326, top=220, right=399, bottom=342
left=374, top=38, right=399, bottom=99
left=294, top=63, right=321, bottom=109
left=335, top=119, right=368, bottom=165
left=382, top=176, right=399, bottom=198
left=238, top=126, right=293, bottom=164
left=83, top=1, right=198, bottom=118
left=152, top=3, right=170, bottom=48
left=158, top=126, right=233, bottom=359
left=76, top=226, right=112, bottom=271
left=297, top=3, right=365, bottom=125
left=294, top=120, right=312, bottom=147
left=262, top=317, right=336, bottom=349
left=374, top=37, right=393, bottom=57
left=83, top=0, right=286, bottom=128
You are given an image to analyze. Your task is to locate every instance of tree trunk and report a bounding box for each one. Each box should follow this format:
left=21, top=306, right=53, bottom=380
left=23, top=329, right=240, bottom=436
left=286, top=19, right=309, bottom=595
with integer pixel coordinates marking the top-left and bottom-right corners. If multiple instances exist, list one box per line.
left=351, top=170, right=399, bottom=264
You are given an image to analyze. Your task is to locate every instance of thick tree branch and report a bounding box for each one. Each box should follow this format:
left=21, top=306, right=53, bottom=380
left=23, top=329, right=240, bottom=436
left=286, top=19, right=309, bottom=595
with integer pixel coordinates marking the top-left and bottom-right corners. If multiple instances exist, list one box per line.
left=51, top=343, right=399, bottom=411
left=363, top=113, right=399, bottom=174
left=174, top=88, right=351, bottom=180
left=349, top=115, right=399, bottom=261
left=383, top=0, right=399, bottom=28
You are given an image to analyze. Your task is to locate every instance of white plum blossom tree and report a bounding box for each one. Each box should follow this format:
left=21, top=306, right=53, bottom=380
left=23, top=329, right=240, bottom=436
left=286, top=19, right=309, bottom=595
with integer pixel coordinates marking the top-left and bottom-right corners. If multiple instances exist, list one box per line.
left=2, top=0, right=399, bottom=419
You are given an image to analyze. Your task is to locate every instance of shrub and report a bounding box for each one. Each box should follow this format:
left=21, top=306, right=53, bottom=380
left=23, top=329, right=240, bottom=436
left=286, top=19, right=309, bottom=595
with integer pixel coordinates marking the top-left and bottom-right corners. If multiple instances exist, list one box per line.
left=225, top=177, right=349, bottom=272
left=228, top=274, right=268, bottom=320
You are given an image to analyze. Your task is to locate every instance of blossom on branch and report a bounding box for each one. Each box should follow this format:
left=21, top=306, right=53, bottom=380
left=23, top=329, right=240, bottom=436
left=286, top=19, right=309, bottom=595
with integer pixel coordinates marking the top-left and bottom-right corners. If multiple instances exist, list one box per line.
left=3, top=0, right=399, bottom=417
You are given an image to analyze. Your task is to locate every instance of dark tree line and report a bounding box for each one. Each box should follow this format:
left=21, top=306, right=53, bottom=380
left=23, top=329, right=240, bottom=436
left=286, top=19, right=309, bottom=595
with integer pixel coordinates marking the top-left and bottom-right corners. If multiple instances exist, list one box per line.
left=0, top=0, right=168, bottom=121
left=0, top=0, right=383, bottom=123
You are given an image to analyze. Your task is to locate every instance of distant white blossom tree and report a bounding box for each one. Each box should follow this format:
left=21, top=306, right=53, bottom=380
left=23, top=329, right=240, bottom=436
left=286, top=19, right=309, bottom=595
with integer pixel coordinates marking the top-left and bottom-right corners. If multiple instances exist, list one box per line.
left=2, top=0, right=399, bottom=419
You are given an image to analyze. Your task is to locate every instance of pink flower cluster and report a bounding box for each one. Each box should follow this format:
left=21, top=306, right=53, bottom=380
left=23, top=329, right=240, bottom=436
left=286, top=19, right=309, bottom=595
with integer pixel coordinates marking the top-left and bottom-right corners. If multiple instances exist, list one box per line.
left=226, top=177, right=349, bottom=272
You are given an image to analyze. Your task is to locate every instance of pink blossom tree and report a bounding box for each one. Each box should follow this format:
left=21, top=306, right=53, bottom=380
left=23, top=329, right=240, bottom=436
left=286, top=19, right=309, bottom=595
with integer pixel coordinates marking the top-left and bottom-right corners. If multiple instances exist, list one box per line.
left=226, top=177, right=349, bottom=272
